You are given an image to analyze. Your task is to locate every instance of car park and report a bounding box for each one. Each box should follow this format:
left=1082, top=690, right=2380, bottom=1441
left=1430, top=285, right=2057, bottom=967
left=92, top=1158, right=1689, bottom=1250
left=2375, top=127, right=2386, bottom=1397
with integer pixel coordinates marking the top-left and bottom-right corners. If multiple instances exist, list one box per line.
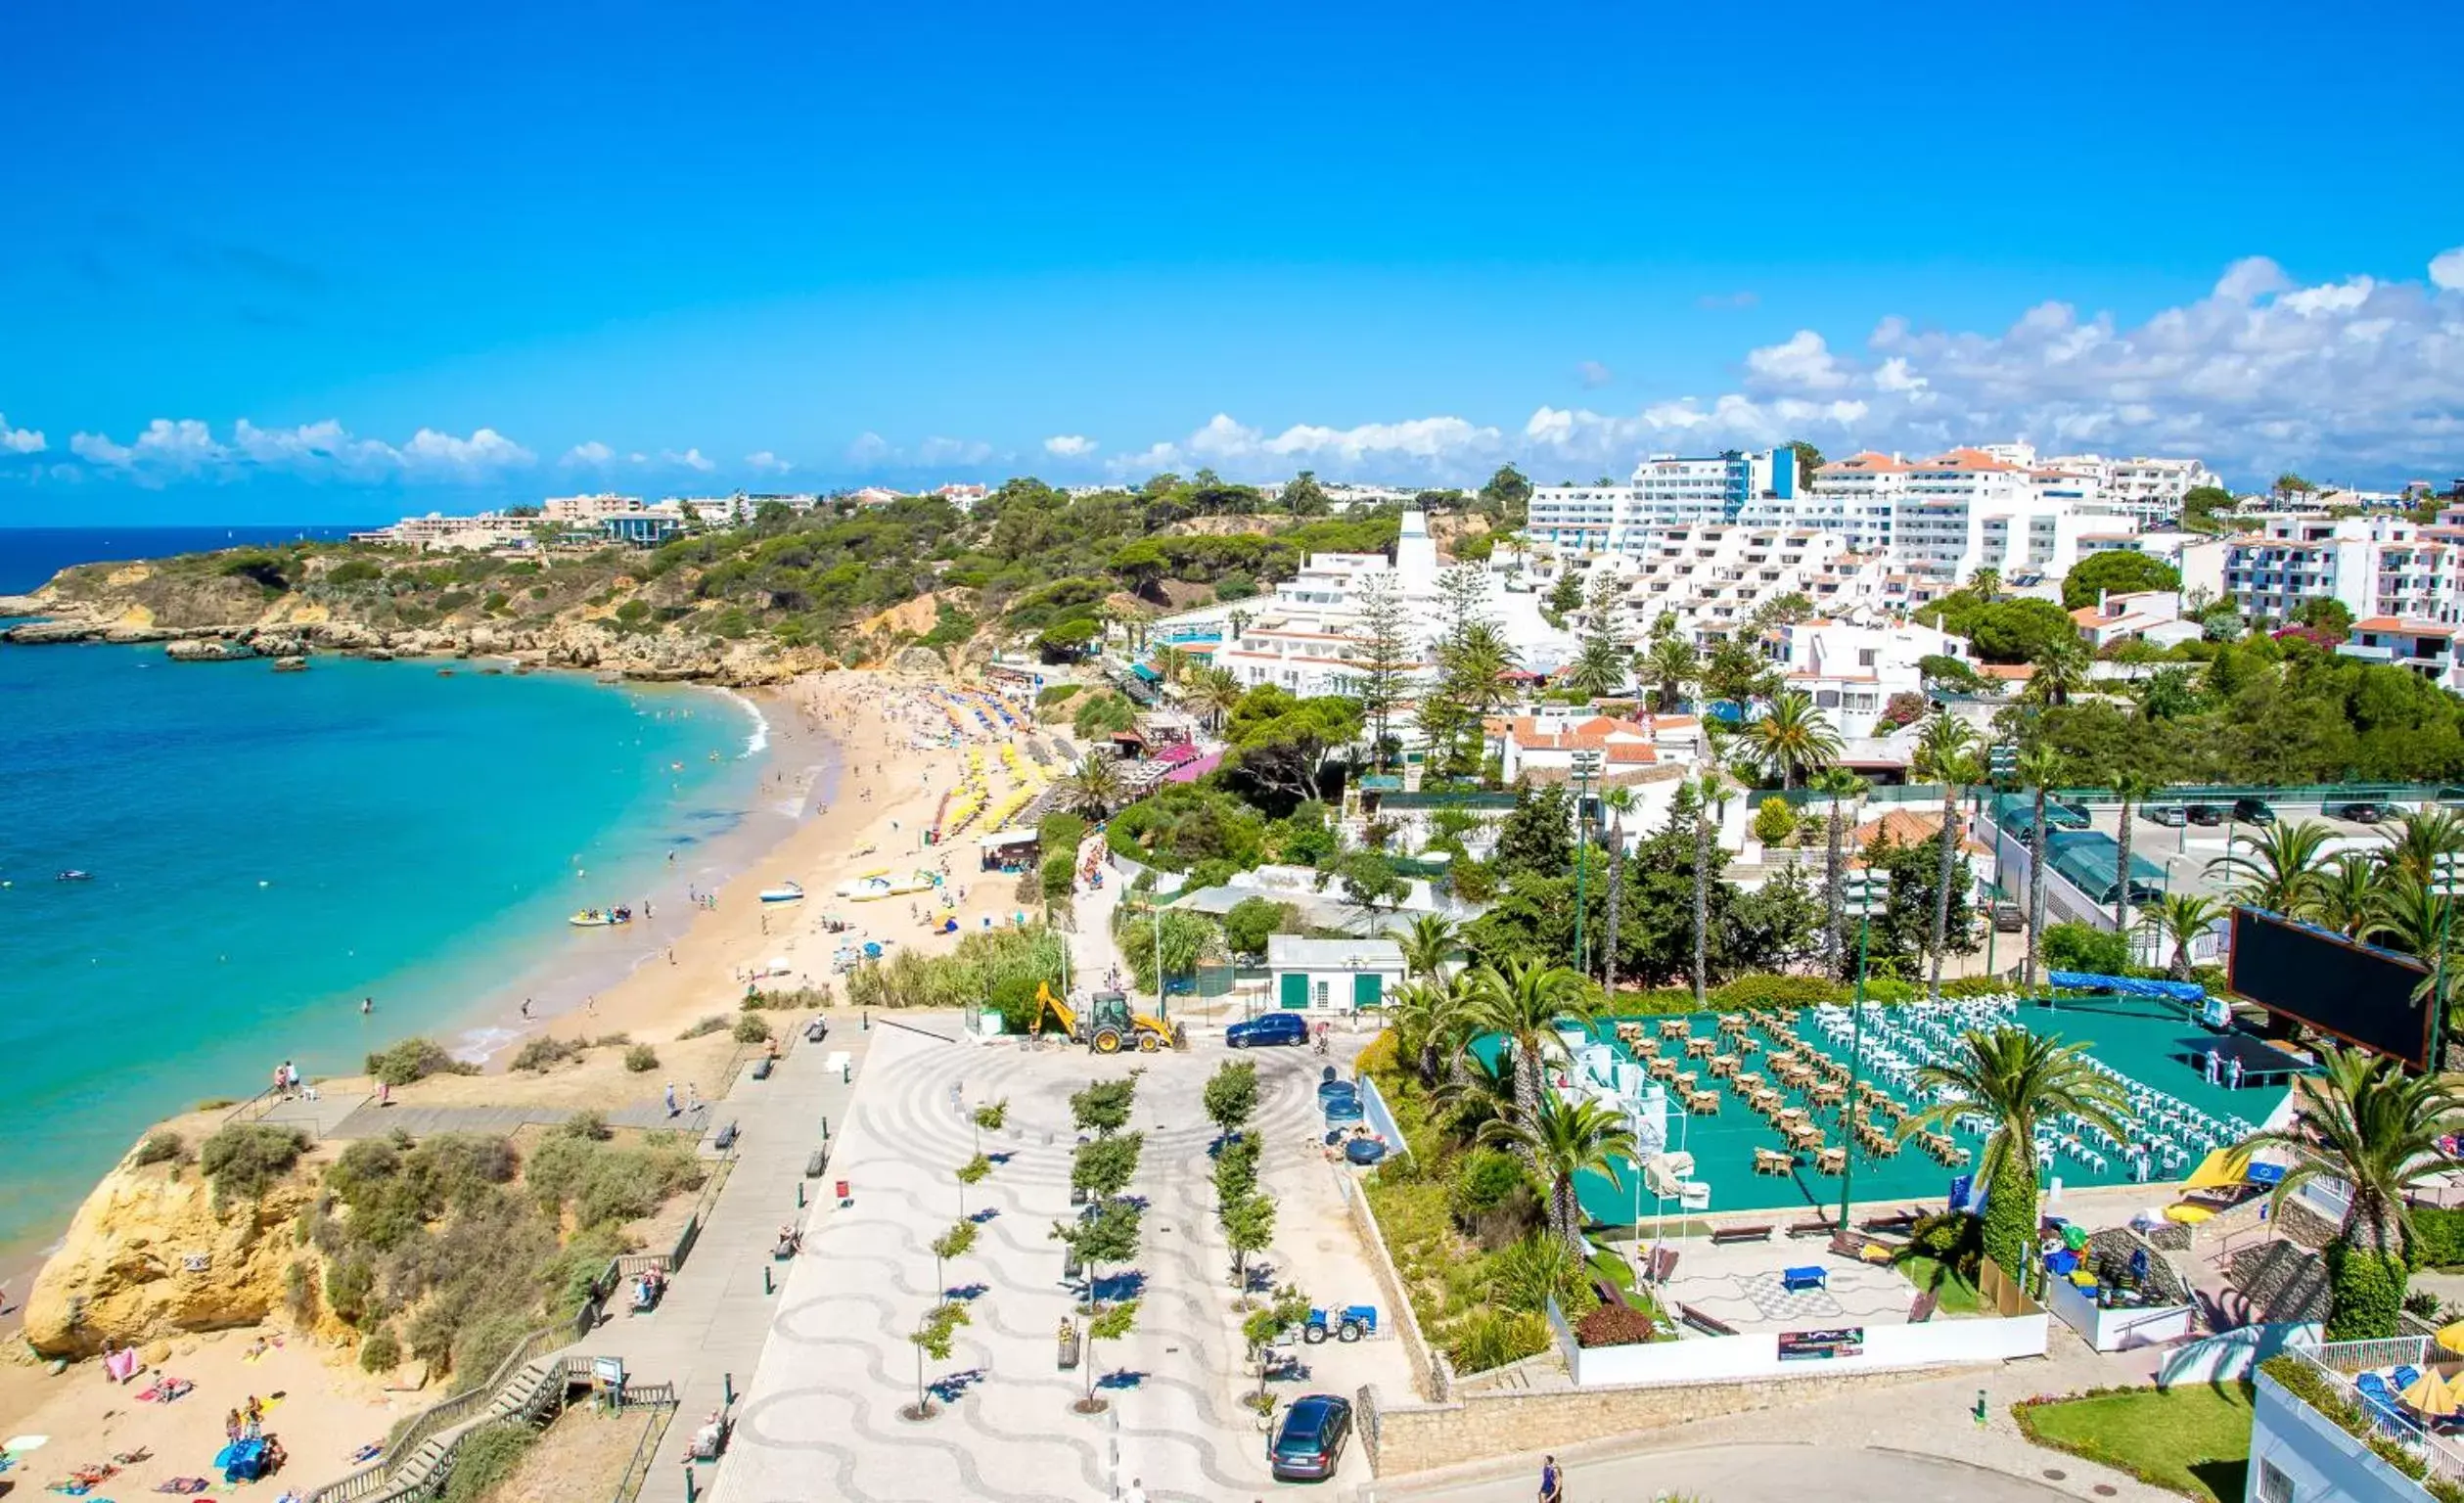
left=1991, top=900, right=2024, bottom=933
left=2144, top=805, right=2188, bottom=828
left=2184, top=804, right=2225, bottom=826
left=1226, top=1012, right=1308, bottom=1048
left=1270, top=1394, right=1354, bottom=1481
left=2233, top=797, right=2276, bottom=825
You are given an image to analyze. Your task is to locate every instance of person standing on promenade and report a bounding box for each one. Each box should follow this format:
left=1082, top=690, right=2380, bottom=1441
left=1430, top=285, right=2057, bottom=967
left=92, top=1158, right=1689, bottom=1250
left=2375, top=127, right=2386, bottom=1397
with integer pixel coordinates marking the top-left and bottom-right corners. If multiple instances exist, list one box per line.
left=1538, top=1455, right=1565, bottom=1502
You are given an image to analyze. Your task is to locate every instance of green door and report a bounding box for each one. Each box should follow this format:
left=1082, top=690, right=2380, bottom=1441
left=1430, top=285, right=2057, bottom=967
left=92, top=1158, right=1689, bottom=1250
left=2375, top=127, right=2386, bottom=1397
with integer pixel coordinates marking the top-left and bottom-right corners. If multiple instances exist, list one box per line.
left=1352, top=973, right=1384, bottom=1010
left=1280, top=973, right=1310, bottom=1010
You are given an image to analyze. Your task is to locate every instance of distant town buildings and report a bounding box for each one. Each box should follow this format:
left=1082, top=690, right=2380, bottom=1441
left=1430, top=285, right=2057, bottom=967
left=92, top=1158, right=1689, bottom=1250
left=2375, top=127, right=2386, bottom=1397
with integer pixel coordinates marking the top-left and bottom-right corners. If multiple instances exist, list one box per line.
left=2180, top=514, right=2464, bottom=624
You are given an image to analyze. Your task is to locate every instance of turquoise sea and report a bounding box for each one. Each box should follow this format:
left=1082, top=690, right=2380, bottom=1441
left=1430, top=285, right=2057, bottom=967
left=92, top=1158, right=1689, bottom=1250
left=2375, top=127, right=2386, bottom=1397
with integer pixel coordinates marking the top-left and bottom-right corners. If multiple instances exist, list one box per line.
left=0, top=532, right=790, bottom=1254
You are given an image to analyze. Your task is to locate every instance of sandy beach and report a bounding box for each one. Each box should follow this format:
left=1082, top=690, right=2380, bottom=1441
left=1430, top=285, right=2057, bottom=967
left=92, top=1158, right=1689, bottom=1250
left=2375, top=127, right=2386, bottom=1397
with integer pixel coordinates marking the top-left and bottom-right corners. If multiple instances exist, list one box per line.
left=0, top=667, right=1069, bottom=1489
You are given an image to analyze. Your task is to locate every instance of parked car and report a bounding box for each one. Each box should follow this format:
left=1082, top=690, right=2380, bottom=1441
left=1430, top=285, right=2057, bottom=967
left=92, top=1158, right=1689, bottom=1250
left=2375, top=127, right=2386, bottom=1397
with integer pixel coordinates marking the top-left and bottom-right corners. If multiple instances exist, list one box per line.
left=1227, top=1013, right=1307, bottom=1049
left=1271, top=1394, right=1354, bottom=1481
left=2184, top=803, right=2226, bottom=827
left=1991, top=901, right=2025, bottom=933
left=2339, top=801, right=2388, bottom=824
left=2232, top=797, right=2277, bottom=825
left=2143, top=805, right=2189, bottom=828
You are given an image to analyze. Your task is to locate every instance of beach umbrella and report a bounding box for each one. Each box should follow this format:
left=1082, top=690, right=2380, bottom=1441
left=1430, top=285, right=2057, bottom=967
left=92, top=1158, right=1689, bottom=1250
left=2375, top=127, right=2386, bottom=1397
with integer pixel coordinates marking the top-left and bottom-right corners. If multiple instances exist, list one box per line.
left=2437, top=1320, right=2464, bottom=1355
left=2405, top=1367, right=2462, bottom=1417
left=3, top=1436, right=49, bottom=1455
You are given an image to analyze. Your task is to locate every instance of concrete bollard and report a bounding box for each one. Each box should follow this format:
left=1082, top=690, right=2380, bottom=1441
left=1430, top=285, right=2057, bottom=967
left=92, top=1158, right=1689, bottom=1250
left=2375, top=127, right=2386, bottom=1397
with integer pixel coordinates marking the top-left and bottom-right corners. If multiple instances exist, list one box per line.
left=797, top=1182, right=806, bottom=1207
left=682, top=1463, right=698, bottom=1503
left=763, top=1264, right=774, bottom=1295
left=724, top=1372, right=735, bottom=1404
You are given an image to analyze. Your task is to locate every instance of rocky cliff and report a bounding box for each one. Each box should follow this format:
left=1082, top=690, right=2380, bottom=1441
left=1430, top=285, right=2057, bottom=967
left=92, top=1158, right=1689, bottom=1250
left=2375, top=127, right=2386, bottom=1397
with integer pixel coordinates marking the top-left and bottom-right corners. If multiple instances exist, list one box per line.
left=21, top=1153, right=335, bottom=1358
left=1, top=563, right=837, bottom=686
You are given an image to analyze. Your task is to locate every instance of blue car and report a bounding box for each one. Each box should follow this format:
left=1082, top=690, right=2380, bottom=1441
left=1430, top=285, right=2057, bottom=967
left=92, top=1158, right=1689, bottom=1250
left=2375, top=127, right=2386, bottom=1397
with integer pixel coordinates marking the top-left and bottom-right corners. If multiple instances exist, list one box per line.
left=1270, top=1393, right=1353, bottom=1481
left=1227, top=1012, right=1308, bottom=1048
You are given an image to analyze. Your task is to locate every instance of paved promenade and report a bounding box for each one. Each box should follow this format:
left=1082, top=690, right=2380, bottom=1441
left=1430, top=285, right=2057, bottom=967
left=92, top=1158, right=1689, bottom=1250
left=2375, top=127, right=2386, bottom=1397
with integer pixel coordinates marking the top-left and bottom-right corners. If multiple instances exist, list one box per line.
left=584, top=1015, right=880, bottom=1503
left=716, top=1023, right=1401, bottom=1503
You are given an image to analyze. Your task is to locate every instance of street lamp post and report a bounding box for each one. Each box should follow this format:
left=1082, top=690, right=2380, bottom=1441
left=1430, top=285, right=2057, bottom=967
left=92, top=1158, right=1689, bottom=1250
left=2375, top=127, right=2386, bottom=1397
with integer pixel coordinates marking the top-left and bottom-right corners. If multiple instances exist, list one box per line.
left=2433, top=852, right=2462, bottom=1072
left=1836, top=870, right=1889, bottom=1236
left=1572, top=750, right=1603, bottom=975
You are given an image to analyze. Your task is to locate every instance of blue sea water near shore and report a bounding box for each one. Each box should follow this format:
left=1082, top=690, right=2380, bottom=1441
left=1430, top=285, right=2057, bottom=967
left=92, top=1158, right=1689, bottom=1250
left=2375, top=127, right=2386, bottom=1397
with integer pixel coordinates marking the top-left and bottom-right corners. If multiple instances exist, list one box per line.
left=0, top=528, right=794, bottom=1255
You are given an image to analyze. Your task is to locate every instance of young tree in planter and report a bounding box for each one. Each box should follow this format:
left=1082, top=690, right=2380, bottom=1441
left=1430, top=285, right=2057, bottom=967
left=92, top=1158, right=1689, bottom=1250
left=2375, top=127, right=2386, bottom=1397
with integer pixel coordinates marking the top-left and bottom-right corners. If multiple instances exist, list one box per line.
left=1072, top=1132, right=1143, bottom=1203
left=1078, top=1299, right=1141, bottom=1414
left=1241, top=1285, right=1312, bottom=1412
left=930, top=1218, right=979, bottom=1297
left=955, top=1153, right=990, bottom=1218
left=1220, top=1190, right=1276, bottom=1297
left=1213, top=1133, right=1261, bottom=1207
left=971, top=1098, right=1008, bottom=1156
left=1071, top=1077, right=1138, bottom=1138
left=905, top=1300, right=971, bottom=1420
left=1054, top=1197, right=1143, bottom=1312
left=1203, top=1059, right=1259, bottom=1142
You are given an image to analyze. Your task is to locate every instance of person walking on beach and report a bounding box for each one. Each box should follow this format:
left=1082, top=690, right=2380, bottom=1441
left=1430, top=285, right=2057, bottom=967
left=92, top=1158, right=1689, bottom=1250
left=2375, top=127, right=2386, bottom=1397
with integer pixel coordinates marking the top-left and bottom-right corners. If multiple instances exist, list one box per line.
left=664, top=1082, right=679, bottom=1117
left=522, top=998, right=532, bottom=1019
left=361, top=996, right=373, bottom=1017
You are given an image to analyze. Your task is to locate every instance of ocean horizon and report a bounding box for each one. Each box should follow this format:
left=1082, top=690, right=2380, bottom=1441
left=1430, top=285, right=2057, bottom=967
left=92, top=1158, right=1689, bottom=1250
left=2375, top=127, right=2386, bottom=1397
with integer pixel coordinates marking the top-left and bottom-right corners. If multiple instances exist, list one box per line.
left=0, top=527, right=790, bottom=1256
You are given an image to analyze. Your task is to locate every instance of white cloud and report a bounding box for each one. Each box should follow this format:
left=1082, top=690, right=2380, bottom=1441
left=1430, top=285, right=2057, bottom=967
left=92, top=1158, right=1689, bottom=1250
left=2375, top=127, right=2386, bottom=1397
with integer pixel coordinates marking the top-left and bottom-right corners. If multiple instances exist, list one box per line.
left=398, top=428, right=535, bottom=476
left=844, top=432, right=892, bottom=466
left=562, top=440, right=617, bottom=467
left=0, top=414, right=44, bottom=455
left=1043, top=433, right=1098, bottom=458
left=66, top=418, right=534, bottom=483
left=662, top=446, right=716, bottom=473
left=1745, top=330, right=1851, bottom=390
left=2426, top=246, right=2464, bottom=293
left=745, top=450, right=793, bottom=475
left=1576, top=361, right=1614, bottom=388
left=918, top=435, right=992, bottom=466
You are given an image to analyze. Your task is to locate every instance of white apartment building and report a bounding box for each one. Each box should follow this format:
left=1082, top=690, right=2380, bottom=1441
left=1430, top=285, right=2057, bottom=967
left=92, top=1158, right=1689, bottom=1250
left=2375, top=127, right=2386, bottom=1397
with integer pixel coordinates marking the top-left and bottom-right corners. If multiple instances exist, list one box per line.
left=2036, top=454, right=2221, bottom=526
left=1891, top=448, right=2132, bottom=584
left=1154, top=510, right=1574, bottom=699
left=1567, top=524, right=1894, bottom=646
left=2180, top=514, right=2464, bottom=624
left=1760, top=617, right=1967, bottom=730
left=1527, top=448, right=1795, bottom=554
left=349, top=511, right=542, bottom=552
left=2340, top=618, right=2464, bottom=691
left=543, top=492, right=645, bottom=524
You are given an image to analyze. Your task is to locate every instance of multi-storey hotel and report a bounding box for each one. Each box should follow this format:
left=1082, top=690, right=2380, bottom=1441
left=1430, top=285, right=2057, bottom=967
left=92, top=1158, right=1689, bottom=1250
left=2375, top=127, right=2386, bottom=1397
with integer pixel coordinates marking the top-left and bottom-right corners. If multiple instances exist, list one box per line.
left=2181, top=514, right=2464, bottom=624
left=1526, top=448, right=1797, bottom=553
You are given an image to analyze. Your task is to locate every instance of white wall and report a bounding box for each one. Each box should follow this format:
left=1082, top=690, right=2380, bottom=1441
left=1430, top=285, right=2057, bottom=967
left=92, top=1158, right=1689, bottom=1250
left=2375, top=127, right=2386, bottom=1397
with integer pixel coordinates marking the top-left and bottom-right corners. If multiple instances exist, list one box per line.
left=2248, top=1368, right=2441, bottom=1503
left=2043, top=1279, right=2197, bottom=1352
left=2159, top=1322, right=2322, bottom=1389
left=1567, top=1311, right=2047, bottom=1388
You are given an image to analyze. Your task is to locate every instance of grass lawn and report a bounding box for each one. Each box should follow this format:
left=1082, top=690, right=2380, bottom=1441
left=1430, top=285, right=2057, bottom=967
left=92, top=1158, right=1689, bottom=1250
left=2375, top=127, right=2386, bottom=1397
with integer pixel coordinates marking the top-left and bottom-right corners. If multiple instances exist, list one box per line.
left=1895, top=1254, right=1982, bottom=1315
left=2016, top=1382, right=2255, bottom=1503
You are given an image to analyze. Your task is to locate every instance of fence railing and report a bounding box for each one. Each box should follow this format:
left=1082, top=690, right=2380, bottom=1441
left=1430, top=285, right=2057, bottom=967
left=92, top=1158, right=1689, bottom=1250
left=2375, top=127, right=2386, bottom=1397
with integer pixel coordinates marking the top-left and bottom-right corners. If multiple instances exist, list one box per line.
left=604, top=1394, right=682, bottom=1503
left=2287, top=1337, right=2464, bottom=1483
left=307, top=1325, right=565, bottom=1503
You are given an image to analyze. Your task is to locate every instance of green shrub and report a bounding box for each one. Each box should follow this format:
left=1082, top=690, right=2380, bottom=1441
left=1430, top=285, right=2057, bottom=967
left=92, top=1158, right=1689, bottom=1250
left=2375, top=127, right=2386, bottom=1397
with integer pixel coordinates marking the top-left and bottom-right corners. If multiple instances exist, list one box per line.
left=1751, top=797, right=1797, bottom=846
left=447, top=1311, right=532, bottom=1388
left=366, top=1037, right=476, bottom=1087
left=1906, top=1209, right=1985, bottom=1276
left=1035, top=683, right=1082, bottom=708
left=559, top=1111, right=613, bottom=1142
left=1038, top=811, right=1087, bottom=854
left=1710, top=974, right=1851, bottom=1009
left=198, top=1122, right=309, bottom=1207
left=510, top=1035, right=580, bottom=1072
left=2327, top=1244, right=2406, bottom=1341
left=624, top=1043, right=660, bottom=1072
left=283, top=1259, right=317, bottom=1323
left=678, top=1016, right=729, bottom=1040
left=1574, top=1302, right=1660, bottom=1348
left=132, top=1131, right=186, bottom=1168
left=441, top=1422, right=535, bottom=1503
left=325, top=1255, right=378, bottom=1325
left=358, top=1325, right=401, bottom=1374
left=989, top=973, right=1044, bottom=1034
left=1446, top=1307, right=1551, bottom=1373
left=2410, top=1206, right=2464, bottom=1269
left=2041, top=922, right=2132, bottom=977
left=731, top=1014, right=772, bottom=1044
left=1448, top=1150, right=1529, bottom=1222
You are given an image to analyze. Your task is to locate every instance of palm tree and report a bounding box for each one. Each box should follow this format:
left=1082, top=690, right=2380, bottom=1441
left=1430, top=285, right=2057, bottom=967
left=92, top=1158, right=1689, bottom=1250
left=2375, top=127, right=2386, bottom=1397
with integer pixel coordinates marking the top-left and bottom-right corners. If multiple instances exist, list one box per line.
left=2015, top=747, right=2067, bottom=991
left=1810, top=767, right=1868, bottom=978
left=1062, top=753, right=1127, bottom=820
left=2111, top=771, right=2157, bottom=932
left=1151, top=644, right=1191, bottom=689
left=1600, top=788, right=1637, bottom=999
left=1389, top=975, right=1476, bottom=1087
left=2147, top=892, right=2223, bottom=980
left=1898, top=1027, right=2133, bottom=1286
left=2025, top=639, right=2092, bottom=709
left=1751, top=688, right=1844, bottom=792
left=1480, top=1094, right=1635, bottom=1252
left=1912, top=713, right=1981, bottom=999
left=2209, top=818, right=2333, bottom=918
left=1643, top=634, right=1698, bottom=714
left=2363, top=869, right=2450, bottom=961
left=2380, top=809, right=2464, bottom=886
left=1460, top=958, right=1587, bottom=1134
left=2238, top=1046, right=2464, bottom=1338
left=1397, top=913, right=1459, bottom=984
left=1970, top=568, right=2002, bottom=603
left=1190, top=666, right=1245, bottom=732
left=2313, top=853, right=2380, bottom=939
left=1689, top=769, right=1730, bottom=1005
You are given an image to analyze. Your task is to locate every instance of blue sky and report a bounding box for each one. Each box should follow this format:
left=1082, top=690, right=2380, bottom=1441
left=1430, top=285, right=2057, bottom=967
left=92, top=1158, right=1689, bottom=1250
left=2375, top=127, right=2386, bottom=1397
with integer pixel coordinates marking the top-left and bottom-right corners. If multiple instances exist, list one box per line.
left=4, top=0, right=2461, bottom=522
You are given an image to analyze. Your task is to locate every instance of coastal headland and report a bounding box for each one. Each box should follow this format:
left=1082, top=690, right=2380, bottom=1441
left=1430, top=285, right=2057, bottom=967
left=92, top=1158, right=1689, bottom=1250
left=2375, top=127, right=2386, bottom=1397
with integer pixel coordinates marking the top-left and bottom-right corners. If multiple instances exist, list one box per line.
left=0, top=663, right=1069, bottom=1496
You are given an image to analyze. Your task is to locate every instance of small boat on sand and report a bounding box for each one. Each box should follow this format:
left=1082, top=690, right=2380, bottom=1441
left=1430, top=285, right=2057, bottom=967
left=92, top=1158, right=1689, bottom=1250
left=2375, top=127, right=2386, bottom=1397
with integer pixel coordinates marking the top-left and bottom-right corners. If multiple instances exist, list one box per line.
left=758, top=881, right=805, bottom=904
left=569, top=906, right=633, bottom=928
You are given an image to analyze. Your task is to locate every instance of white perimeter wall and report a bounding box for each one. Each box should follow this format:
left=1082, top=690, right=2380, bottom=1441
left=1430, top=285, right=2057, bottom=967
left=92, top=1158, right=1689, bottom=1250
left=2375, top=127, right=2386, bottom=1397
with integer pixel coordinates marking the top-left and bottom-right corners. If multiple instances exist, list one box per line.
left=1566, top=1311, right=2048, bottom=1388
